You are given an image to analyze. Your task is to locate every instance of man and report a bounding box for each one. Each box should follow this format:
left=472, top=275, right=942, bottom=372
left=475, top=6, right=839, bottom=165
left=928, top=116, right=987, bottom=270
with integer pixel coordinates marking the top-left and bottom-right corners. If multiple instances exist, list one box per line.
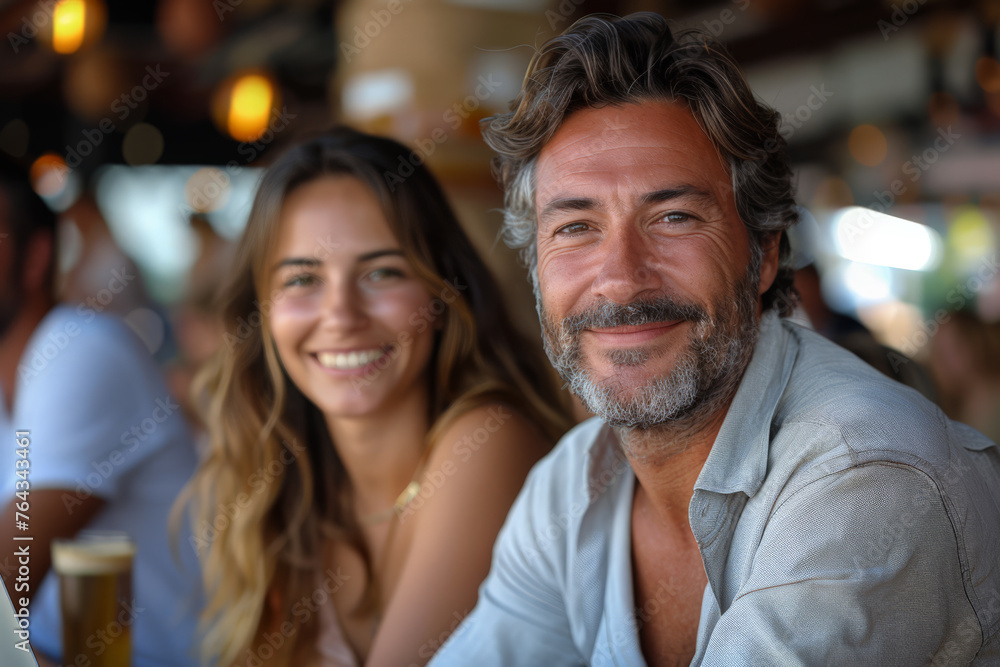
left=431, top=13, right=1000, bottom=666
left=0, top=164, right=203, bottom=665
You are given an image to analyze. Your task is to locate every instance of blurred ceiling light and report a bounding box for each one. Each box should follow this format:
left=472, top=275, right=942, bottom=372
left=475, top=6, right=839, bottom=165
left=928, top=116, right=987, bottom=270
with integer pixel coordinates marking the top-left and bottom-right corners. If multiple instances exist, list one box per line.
left=213, top=72, right=277, bottom=143
left=184, top=167, right=231, bottom=213
left=976, top=56, right=1000, bottom=94
left=832, top=206, right=943, bottom=272
left=122, top=123, right=165, bottom=166
left=29, top=153, right=69, bottom=198
left=848, top=124, right=888, bottom=167
left=40, top=0, right=106, bottom=55
left=342, top=69, right=414, bottom=122
left=228, top=74, right=273, bottom=142
left=54, top=0, right=85, bottom=53
left=841, top=261, right=895, bottom=304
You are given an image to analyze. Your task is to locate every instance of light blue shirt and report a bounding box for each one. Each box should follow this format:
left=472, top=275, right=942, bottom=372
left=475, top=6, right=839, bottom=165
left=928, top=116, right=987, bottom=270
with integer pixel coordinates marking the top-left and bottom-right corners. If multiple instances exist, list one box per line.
left=0, top=306, right=203, bottom=666
left=432, top=312, right=1000, bottom=665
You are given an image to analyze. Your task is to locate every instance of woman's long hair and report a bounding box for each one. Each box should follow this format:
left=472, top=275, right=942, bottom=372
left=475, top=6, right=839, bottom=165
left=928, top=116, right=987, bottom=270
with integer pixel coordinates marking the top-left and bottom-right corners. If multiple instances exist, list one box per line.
left=174, top=127, right=572, bottom=665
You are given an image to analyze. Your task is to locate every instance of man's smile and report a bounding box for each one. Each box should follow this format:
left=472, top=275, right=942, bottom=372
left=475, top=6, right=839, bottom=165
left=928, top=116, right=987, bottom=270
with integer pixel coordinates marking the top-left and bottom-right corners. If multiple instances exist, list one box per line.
left=584, top=321, right=683, bottom=345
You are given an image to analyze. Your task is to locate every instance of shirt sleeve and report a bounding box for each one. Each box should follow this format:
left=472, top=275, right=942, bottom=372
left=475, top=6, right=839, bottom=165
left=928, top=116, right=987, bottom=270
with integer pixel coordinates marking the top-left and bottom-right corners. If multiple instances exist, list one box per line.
left=700, top=462, right=983, bottom=666
left=10, top=314, right=174, bottom=501
left=430, top=456, right=586, bottom=667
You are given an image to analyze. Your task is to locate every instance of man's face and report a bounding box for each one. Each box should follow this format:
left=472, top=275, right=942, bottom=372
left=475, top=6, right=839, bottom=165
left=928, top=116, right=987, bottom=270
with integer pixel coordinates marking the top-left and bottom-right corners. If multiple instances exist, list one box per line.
left=534, top=100, right=777, bottom=429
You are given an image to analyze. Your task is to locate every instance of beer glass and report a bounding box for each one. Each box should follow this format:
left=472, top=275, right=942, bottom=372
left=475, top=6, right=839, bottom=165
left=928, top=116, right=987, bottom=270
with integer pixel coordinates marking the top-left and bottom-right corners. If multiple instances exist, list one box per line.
left=52, top=532, right=136, bottom=667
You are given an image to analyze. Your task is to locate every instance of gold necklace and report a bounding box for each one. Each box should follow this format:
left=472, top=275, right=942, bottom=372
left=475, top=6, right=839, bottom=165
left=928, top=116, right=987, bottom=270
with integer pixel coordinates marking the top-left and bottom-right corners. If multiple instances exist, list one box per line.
left=360, top=481, right=421, bottom=526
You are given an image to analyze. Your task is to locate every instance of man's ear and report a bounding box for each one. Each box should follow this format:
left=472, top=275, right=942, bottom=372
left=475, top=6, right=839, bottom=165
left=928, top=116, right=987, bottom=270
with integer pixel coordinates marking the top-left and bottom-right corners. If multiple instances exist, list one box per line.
left=23, top=231, right=53, bottom=293
left=757, top=231, right=781, bottom=297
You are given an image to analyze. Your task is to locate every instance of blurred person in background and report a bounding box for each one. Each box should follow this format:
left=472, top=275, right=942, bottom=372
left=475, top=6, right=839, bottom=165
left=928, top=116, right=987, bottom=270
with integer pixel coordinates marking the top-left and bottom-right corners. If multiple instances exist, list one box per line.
left=0, top=163, right=203, bottom=664
left=176, top=128, right=573, bottom=666
left=794, top=263, right=937, bottom=401
left=930, top=309, right=1000, bottom=443
left=165, top=214, right=235, bottom=442
left=59, top=192, right=152, bottom=323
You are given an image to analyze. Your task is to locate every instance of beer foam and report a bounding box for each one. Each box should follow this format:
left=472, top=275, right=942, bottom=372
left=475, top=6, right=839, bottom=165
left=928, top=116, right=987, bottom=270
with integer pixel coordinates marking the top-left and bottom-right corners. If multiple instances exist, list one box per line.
left=52, top=539, right=136, bottom=576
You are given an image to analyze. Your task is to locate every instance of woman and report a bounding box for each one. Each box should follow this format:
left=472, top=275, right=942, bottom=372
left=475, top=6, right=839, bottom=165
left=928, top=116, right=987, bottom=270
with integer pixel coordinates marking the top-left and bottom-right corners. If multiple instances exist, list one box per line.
left=177, top=127, right=572, bottom=666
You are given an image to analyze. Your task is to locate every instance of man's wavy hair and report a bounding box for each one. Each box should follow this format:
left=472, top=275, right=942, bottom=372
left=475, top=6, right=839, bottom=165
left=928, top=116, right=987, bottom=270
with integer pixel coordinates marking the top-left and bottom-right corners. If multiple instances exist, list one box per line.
left=481, top=12, right=799, bottom=315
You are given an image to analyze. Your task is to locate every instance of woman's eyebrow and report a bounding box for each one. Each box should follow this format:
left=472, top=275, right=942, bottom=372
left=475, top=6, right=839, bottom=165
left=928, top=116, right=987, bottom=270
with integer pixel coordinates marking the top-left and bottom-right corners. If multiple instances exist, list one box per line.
left=357, top=249, right=404, bottom=262
left=271, top=257, right=321, bottom=273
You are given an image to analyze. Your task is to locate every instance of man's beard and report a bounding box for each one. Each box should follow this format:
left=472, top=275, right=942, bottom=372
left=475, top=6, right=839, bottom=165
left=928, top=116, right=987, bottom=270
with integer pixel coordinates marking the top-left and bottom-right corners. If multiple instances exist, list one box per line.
left=539, top=256, right=762, bottom=431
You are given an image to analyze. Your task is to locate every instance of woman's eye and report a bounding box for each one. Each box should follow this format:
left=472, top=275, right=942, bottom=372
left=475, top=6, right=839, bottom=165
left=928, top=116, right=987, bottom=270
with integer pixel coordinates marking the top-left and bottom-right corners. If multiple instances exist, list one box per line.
left=367, top=267, right=404, bottom=282
left=556, top=222, right=591, bottom=235
left=284, top=274, right=316, bottom=288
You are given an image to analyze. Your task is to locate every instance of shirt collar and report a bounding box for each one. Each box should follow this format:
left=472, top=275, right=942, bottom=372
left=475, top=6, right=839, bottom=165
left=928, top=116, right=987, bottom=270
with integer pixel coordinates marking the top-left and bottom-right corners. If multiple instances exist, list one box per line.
left=694, top=310, right=797, bottom=497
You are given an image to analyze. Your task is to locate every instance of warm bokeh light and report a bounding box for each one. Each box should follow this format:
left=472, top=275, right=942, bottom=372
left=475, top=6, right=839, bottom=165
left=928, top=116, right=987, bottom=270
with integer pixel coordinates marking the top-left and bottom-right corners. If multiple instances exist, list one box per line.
left=848, top=124, right=888, bottom=167
left=976, top=56, right=1000, bottom=94
left=53, top=0, right=86, bottom=54
left=226, top=74, right=273, bottom=142
left=29, top=153, right=69, bottom=197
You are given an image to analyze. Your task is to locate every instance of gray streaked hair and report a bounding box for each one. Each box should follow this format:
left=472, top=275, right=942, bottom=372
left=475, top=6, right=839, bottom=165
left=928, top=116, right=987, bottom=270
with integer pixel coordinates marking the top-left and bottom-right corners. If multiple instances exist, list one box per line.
left=482, top=12, right=799, bottom=315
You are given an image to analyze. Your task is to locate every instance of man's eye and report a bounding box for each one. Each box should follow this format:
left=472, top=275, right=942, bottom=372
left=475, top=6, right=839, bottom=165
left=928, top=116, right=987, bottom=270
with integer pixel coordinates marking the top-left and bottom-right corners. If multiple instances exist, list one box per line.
left=556, top=222, right=591, bottom=235
left=661, top=212, right=693, bottom=224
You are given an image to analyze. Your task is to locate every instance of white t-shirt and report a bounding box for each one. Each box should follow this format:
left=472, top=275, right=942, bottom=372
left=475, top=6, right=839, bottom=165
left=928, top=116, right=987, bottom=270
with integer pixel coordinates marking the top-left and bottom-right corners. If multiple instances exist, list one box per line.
left=0, top=305, right=202, bottom=666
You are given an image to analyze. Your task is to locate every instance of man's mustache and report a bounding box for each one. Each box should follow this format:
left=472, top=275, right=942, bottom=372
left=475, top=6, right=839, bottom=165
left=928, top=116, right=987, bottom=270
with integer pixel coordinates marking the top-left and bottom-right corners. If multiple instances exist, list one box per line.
left=561, top=296, right=706, bottom=336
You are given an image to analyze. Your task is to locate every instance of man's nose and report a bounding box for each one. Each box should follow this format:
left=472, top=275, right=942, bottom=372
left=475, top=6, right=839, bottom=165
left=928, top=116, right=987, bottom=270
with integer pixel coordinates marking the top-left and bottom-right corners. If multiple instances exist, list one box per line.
left=590, top=223, right=663, bottom=304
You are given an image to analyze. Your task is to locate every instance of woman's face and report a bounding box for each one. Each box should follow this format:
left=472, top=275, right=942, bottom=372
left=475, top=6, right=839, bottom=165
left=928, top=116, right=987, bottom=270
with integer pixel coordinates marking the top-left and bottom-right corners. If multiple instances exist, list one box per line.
left=266, top=175, right=438, bottom=419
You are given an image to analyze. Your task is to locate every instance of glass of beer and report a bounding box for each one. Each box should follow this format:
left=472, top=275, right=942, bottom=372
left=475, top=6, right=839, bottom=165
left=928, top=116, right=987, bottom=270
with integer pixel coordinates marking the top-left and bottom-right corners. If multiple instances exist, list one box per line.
left=52, top=532, right=136, bottom=667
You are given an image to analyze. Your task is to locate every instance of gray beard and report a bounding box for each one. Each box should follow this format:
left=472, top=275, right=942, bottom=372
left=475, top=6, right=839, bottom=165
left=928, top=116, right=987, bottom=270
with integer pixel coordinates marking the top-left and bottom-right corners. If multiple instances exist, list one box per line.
left=539, top=260, right=762, bottom=435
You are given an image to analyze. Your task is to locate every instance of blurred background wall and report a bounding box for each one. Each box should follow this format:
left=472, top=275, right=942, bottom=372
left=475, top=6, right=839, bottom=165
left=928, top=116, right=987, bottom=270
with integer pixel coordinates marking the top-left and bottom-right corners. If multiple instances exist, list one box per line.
left=2, top=0, right=999, bottom=433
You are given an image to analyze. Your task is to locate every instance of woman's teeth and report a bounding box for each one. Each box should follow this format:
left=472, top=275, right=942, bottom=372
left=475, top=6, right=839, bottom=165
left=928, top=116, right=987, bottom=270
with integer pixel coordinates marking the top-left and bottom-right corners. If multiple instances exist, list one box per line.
left=316, top=349, right=385, bottom=369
